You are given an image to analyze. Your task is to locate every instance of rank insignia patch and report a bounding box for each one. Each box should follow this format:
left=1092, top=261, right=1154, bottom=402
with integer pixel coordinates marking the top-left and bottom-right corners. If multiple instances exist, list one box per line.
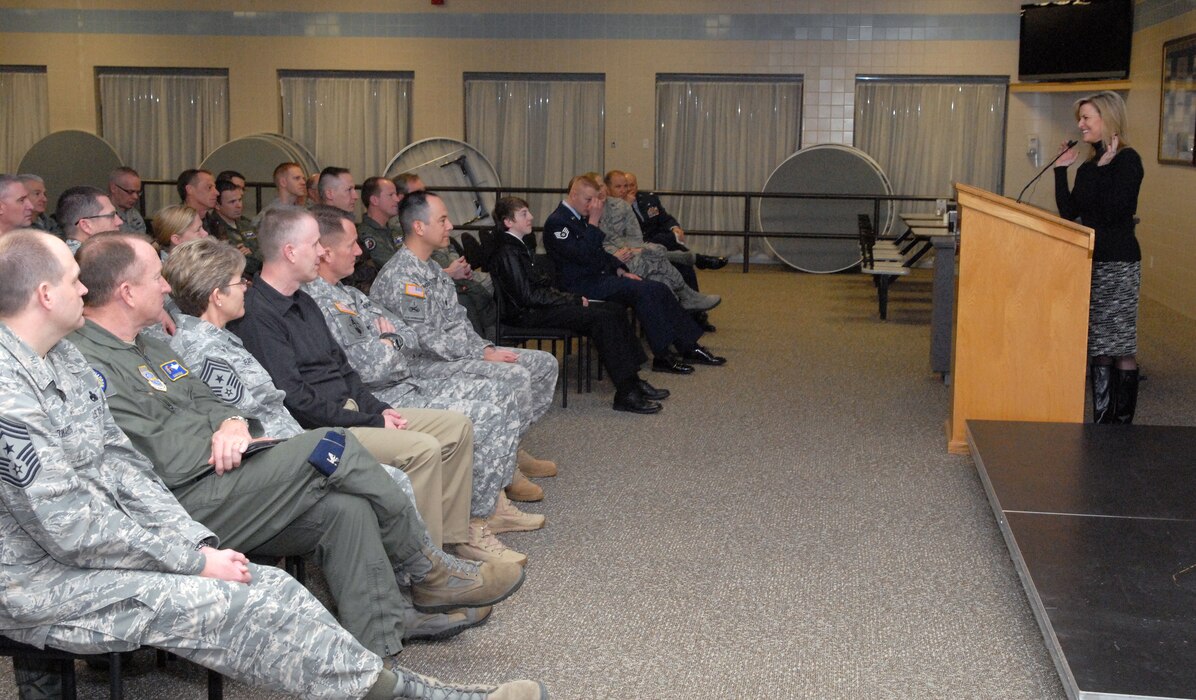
left=0, top=416, right=41, bottom=488
left=160, top=360, right=189, bottom=381
left=138, top=365, right=168, bottom=392
left=403, top=283, right=426, bottom=298
left=200, top=358, right=244, bottom=405
left=554, top=227, right=569, bottom=240
left=93, top=368, right=114, bottom=398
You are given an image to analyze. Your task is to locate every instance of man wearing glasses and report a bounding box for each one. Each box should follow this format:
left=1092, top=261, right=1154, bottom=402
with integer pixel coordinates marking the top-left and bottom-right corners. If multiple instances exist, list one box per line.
left=108, top=166, right=147, bottom=234
left=55, top=186, right=124, bottom=253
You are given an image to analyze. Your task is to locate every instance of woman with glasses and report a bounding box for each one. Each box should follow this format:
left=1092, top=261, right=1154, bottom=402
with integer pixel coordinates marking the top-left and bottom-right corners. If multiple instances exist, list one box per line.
left=153, top=204, right=207, bottom=260
left=162, top=237, right=496, bottom=641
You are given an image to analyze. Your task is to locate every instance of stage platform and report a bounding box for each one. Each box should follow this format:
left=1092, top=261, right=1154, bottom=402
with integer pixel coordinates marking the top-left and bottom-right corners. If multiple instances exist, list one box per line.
left=967, top=421, right=1196, bottom=700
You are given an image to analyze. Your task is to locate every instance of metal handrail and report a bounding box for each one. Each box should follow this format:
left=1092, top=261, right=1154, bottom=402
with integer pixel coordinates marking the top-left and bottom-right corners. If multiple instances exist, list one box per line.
left=139, top=179, right=942, bottom=273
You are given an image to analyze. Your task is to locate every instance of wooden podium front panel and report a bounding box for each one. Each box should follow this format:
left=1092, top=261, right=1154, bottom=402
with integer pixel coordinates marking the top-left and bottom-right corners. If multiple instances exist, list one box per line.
left=947, top=185, right=1094, bottom=454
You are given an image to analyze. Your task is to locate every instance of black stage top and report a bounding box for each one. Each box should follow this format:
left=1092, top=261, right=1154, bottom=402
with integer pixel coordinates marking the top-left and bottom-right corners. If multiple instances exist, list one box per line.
left=968, top=421, right=1196, bottom=700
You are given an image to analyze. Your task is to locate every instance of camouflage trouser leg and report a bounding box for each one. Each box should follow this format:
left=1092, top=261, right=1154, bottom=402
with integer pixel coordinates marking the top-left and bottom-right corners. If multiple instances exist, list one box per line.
left=629, top=248, right=689, bottom=296
left=379, top=387, right=518, bottom=519
left=410, top=351, right=558, bottom=433
left=6, top=566, right=382, bottom=699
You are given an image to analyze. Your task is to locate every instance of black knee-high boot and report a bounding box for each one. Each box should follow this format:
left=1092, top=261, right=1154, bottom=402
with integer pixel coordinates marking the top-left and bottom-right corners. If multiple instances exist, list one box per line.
left=1113, top=368, right=1139, bottom=424
left=1090, top=364, right=1115, bottom=424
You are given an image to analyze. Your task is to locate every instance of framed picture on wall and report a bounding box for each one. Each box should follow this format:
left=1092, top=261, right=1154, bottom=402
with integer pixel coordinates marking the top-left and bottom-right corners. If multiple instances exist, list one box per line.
left=1159, top=33, right=1196, bottom=165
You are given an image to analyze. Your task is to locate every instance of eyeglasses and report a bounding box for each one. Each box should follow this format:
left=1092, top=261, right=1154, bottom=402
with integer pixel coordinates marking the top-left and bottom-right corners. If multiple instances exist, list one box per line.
left=113, top=183, right=143, bottom=196
left=76, top=212, right=122, bottom=224
left=222, top=277, right=252, bottom=290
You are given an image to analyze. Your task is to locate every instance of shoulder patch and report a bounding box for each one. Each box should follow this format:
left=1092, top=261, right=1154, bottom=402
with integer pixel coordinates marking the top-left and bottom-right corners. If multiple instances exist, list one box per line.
left=160, top=360, right=189, bottom=381
left=199, top=357, right=244, bottom=405
left=334, top=301, right=358, bottom=316
left=554, top=227, right=570, bottom=240
left=0, top=416, right=42, bottom=488
left=363, top=237, right=376, bottom=251
left=92, top=368, right=115, bottom=398
left=403, top=283, right=426, bottom=299
left=138, top=365, right=168, bottom=392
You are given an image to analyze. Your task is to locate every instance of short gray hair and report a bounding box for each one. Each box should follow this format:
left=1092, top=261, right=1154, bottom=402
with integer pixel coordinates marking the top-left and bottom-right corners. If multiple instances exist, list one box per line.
left=163, top=238, right=246, bottom=317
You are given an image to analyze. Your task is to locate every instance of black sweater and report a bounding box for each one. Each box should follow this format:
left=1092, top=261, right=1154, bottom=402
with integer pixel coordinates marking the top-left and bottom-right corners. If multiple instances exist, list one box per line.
left=1054, top=144, right=1143, bottom=263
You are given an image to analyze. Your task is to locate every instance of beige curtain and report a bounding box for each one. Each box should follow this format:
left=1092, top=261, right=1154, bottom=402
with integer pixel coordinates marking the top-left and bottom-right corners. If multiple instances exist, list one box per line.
left=98, top=70, right=229, bottom=215
left=1, top=68, right=49, bottom=173
left=655, top=77, right=803, bottom=258
left=854, top=78, right=1007, bottom=216
left=465, top=75, right=605, bottom=222
left=280, top=71, right=413, bottom=181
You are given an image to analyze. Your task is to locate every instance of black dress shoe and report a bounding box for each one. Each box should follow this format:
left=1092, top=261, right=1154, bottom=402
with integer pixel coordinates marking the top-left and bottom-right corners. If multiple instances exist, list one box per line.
left=613, top=389, right=663, bottom=414
left=682, top=345, right=726, bottom=366
left=651, top=356, right=695, bottom=375
left=637, top=379, right=670, bottom=401
left=695, top=254, right=729, bottom=270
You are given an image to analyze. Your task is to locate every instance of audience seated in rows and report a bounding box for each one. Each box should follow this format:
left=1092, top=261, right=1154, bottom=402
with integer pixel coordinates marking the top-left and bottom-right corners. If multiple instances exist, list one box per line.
left=0, top=228, right=544, bottom=700
left=542, top=174, right=726, bottom=375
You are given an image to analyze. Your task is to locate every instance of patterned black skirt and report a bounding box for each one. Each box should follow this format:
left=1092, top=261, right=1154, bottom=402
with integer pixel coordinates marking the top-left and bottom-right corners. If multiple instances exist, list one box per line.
left=1088, top=261, right=1140, bottom=357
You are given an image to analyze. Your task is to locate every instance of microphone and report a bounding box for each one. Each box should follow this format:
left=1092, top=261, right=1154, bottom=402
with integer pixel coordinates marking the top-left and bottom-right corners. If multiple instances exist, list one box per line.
left=1017, top=140, right=1078, bottom=204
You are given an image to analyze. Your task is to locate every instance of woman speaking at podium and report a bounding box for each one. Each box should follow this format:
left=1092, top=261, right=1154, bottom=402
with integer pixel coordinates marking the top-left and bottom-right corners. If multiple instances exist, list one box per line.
left=1054, top=90, right=1144, bottom=424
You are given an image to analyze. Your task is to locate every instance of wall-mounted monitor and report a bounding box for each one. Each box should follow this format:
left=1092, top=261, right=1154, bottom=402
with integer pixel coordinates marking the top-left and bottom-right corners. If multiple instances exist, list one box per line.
left=1018, top=0, right=1134, bottom=82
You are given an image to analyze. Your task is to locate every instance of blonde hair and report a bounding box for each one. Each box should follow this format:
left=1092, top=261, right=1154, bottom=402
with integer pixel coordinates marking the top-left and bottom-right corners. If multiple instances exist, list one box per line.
left=1074, top=91, right=1130, bottom=156
left=153, top=204, right=199, bottom=250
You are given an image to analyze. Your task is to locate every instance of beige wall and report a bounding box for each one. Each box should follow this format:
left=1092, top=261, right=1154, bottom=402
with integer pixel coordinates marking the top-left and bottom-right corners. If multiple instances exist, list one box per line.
left=4, top=1, right=1196, bottom=316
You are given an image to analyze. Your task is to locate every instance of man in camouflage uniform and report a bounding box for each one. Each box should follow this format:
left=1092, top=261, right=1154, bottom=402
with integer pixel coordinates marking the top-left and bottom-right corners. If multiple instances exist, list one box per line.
left=107, top=167, right=147, bottom=235
left=55, top=186, right=123, bottom=254
left=16, top=175, right=61, bottom=237
left=69, top=231, right=524, bottom=659
left=301, top=206, right=541, bottom=566
left=0, top=230, right=545, bottom=700
left=370, top=191, right=559, bottom=442
left=395, top=174, right=497, bottom=340
left=0, top=175, right=35, bottom=237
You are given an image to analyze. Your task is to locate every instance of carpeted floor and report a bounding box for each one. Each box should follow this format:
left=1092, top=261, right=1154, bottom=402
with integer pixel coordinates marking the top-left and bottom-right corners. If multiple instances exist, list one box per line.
left=5, top=265, right=1195, bottom=699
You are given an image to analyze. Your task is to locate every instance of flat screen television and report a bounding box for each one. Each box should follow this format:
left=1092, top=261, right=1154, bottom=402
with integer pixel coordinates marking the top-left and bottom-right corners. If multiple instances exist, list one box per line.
left=1018, top=0, right=1134, bottom=82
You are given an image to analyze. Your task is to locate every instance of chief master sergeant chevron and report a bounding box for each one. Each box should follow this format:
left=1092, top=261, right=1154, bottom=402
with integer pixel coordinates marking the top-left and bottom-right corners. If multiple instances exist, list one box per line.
left=0, top=229, right=547, bottom=699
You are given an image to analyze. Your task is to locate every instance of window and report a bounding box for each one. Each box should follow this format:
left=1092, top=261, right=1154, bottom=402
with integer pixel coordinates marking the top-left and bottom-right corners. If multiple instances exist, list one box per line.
left=655, top=75, right=803, bottom=257
left=465, top=73, right=605, bottom=221
left=854, top=76, right=1007, bottom=211
left=97, top=67, right=229, bottom=214
left=1, top=66, right=48, bottom=173
left=280, top=70, right=413, bottom=181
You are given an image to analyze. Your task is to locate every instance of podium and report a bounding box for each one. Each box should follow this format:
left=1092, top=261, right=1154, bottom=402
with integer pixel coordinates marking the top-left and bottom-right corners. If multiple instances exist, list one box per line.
left=947, top=184, right=1094, bottom=454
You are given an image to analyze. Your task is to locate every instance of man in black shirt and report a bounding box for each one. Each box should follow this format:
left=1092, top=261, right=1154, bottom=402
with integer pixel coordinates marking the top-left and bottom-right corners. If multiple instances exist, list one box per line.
left=230, top=205, right=475, bottom=550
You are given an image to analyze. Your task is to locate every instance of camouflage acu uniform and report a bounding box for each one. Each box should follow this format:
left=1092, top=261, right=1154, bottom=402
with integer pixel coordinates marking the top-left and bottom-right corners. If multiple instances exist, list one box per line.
left=302, top=278, right=519, bottom=518
left=0, top=323, right=383, bottom=698
left=600, top=197, right=699, bottom=302
left=69, top=320, right=430, bottom=656
left=169, top=313, right=423, bottom=513
left=30, top=212, right=61, bottom=237
left=117, top=207, right=147, bottom=235
left=371, top=246, right=559, bottom=433
left=430, top=245, right=497, bottom=340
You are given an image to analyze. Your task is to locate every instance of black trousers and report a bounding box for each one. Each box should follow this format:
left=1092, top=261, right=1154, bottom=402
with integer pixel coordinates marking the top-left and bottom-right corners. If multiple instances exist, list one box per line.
left=515, top=302, right=647, bottom=389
